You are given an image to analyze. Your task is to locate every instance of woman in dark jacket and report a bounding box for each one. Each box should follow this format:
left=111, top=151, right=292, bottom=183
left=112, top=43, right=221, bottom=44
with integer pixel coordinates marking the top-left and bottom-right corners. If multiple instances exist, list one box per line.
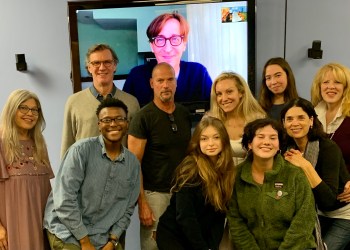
left=281, top=97, right=350, bottom=250
left=156, top=116, right=235, bottom=250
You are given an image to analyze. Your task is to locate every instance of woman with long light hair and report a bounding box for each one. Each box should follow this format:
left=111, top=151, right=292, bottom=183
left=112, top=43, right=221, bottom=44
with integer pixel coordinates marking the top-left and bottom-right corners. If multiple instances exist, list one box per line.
left=209, top=71, right=266, bottom=165
left=0, top=89, right=54, bottom=250
left=156, top=116, right=235, bottom=250
left=208, top=71, right=265, bottom=249
left=311, top=62, right=350, bottom=173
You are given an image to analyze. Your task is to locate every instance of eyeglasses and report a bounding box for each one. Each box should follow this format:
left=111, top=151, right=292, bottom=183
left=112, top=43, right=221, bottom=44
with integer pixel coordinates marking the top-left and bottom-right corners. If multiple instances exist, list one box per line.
left=18, top=105, right=40, bottom=116
left=99, top=117, right=128, bottom=124
left=88, top=60, right=115, bottom=68
left=150, top=35, right=184, bottom=47
left=168, top=114, right=178, bottom=133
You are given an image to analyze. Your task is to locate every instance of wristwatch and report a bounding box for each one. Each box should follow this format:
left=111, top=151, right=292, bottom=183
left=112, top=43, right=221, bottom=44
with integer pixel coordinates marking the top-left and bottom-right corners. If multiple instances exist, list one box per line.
left=109, top=238, right=119, bottom=248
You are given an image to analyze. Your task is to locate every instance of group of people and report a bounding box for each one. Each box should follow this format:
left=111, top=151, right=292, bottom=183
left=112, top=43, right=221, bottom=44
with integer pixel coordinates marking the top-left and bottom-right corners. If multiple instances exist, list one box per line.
left=1, top=11, right=350, bottom=250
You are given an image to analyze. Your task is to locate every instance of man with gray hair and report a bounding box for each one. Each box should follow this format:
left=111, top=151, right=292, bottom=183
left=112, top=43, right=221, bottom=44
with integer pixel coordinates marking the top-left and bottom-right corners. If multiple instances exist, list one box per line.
left=61, top=43, right=139, bottom=157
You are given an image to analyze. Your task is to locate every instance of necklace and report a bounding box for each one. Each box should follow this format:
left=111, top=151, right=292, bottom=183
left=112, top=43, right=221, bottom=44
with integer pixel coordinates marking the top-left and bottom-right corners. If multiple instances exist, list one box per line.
left=328, top=131, right=335, bottom=140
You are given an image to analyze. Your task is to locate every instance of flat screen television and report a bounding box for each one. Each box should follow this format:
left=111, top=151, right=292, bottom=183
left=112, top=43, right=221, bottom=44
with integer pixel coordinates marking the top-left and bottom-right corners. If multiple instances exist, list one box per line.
left=67, top=0, right=256, bottom=97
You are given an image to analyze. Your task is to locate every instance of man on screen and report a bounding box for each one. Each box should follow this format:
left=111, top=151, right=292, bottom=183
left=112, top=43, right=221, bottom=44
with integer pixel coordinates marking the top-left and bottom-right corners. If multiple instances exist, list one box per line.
left=123, top=13, right=212, bottom=107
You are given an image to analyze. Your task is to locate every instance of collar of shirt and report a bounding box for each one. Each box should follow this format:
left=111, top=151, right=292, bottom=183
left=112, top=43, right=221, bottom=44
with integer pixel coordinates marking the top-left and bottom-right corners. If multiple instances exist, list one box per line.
left=98, top=135, right=125, bottom=163
left=315, top=100, right=344, bottom=133
left=90, top=84, right=117, bottom=102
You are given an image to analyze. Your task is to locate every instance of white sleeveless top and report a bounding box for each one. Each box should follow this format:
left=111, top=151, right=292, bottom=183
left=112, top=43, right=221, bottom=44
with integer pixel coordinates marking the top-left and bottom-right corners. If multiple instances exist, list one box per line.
left=230, top=138, right=246, bottom=166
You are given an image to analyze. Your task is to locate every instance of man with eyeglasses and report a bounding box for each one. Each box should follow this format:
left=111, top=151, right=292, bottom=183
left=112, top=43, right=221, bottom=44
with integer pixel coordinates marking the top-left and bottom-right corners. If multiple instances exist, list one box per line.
left=44, top=98, right=140, bottom=250
left=123, top=12, right=212, bottom=107
left=61, top=43, right=140, bottom=158
left=128, top=62, right=192, bottom=250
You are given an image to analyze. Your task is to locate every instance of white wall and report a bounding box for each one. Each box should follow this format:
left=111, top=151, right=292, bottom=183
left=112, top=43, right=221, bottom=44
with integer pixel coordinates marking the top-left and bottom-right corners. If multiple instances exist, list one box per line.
left=255, top=0, right=350, bottom=100
left=1, top=0, right=71, bottom=173
left=1, top=0, right=349, bottom=249
left=285, top=0, right=350, bottom=100
left=256, top=0, right=286, bottom=89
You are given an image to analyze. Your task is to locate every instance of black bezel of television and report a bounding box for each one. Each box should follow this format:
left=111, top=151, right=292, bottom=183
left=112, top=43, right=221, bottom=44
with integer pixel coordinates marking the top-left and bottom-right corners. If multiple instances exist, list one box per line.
left=67, top=0, right=256, bottom=94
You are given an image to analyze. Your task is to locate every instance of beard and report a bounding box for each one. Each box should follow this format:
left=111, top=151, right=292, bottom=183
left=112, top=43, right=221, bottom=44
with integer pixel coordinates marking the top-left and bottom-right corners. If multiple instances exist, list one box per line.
left=159, top=91, right=173, bottom=103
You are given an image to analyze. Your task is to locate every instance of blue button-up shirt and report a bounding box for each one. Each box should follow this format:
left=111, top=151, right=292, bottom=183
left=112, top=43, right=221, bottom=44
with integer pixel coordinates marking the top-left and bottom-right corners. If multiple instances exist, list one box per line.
left=44, top=135, right=140, bottom=248
left=90, top=84, right=117, bottom=102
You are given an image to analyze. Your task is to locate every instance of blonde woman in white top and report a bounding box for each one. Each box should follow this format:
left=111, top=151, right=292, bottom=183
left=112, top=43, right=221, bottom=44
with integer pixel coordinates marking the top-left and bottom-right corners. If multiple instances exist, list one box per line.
left=209, top=71, right=266, bottom=165
left=209, top=71, right=266, bottom=250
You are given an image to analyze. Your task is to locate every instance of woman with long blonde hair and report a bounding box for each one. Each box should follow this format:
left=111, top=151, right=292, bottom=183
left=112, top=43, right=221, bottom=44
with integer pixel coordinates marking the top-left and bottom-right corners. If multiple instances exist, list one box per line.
left=156, top=116, right=235, bottom=250
left=209, top=71, right=265, bottom=165
left=0, top=89, right=54, bottom=250
left=209, top=71, right=265, bottom=250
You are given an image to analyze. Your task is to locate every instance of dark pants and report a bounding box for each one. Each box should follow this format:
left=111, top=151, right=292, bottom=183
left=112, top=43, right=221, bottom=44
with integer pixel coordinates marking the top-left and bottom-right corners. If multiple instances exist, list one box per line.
left=319, top=215, right=350, bottom=250
left=156, top=225, right=186, bottom=250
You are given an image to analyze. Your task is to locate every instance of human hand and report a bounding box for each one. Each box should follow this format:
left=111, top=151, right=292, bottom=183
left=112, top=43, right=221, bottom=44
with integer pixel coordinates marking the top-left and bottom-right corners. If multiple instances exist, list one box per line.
left=337, top=180, right=350, bottom=202
left=101, top=241, right=114, bottom=250
left=284, top=149, right=308, bottom=168
left=80, top=236, right=96, bottom=250
left=0, top=224, right=8, bottom=250
left=138, top=198, right=156, bottom=227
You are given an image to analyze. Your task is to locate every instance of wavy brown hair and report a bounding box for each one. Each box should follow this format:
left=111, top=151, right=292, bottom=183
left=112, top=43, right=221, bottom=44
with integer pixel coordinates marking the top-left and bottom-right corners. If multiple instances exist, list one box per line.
left=147, top=12, right=190, bottom=42
left=171, top=116, right=235, bottom=212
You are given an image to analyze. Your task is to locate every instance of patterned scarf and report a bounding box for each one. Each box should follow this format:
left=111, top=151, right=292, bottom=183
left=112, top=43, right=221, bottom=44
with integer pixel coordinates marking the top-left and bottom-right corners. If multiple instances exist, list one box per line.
left=303, top=140, right=328, bottom=250
left=303, top=140, right=319, bottom=168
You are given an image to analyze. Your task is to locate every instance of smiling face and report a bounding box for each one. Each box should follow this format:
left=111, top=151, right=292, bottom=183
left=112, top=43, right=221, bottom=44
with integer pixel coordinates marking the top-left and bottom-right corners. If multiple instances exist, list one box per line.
left=265, top=64, right=288, bottom=96
left=15, top=98, right=39, bottom=136
left=320, top=70, right=344, bottom=107
left=87, top=49, right=117, bottom=87
left=98, top=107, right=128, bottom=144
left=215, top=78, right=243, bottom=114
left=199, top=125, right=223, bottom=162
left=248, top=125, right=279, bottom=160
left=150, top=18, right=187, bottom=69
left=283, top=106, right=313, bottom=142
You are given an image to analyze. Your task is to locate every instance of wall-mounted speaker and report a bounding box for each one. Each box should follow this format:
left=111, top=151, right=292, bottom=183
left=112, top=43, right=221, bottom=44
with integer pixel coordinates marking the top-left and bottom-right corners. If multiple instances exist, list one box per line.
left=16, top=54, right=27, bottom=71
left=308, top=40, right=323, bottom=59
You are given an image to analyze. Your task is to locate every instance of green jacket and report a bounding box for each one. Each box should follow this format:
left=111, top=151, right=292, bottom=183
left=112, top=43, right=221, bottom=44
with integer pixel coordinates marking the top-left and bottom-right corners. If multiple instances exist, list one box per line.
left=227, top=154, right=316, bottom=250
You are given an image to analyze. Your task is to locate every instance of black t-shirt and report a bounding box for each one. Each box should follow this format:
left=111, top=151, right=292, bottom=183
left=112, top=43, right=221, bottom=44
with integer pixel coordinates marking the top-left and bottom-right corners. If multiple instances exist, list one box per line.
left=128, top=102, right=192, bottom=192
